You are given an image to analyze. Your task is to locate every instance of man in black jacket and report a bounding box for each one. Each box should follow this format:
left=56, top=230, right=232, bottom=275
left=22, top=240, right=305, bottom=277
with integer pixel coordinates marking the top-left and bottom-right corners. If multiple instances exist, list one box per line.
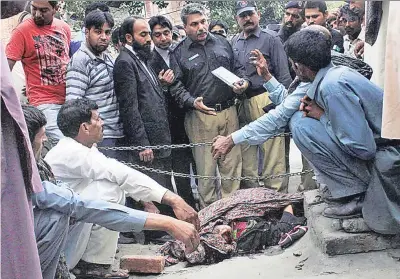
left=148, top=15, right=197, bottom=208
left=169, top=3, right=250, bottom=208
left=114, top=16, right=173, bottom=214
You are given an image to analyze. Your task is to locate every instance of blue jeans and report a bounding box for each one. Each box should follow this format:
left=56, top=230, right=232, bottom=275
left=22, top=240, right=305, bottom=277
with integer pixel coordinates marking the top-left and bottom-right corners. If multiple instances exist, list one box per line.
left=37, top=104, right=64, bottom=145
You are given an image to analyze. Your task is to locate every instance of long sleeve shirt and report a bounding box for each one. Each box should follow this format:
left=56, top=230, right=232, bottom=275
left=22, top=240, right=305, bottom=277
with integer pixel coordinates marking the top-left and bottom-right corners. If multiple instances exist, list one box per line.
left=169, top=33, right=248, bottom=108
left=44, top=137, right=167, bottom=203
left=306, top=64, right=383, bottom=160
left=33, top=181, right=148, bottom=232
left=232, top=26, right=293, bottom=92
left=66, top=44, right=123, bottom=139
left=231, top=77, right=310, bottom=145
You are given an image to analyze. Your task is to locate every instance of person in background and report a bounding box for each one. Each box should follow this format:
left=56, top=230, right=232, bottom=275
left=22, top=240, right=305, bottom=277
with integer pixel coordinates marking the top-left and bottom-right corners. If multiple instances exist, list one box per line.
left=66, top=10, right=124, bottom=160
left=148, top=15, right=197, bottom=209
left=278, top=1, right=305, bottom=43
left=341, top=4, right=364, bottom=59
left=69, top=1, right=110, bottom=57
left=209, top=19, right=229, bottom=38
left=111, top=26, right=124, bottom=53
left=304, top=1, right=344, bottom=53
left=6, top=1, right=70, bottom=146
left=232, top=1, right=292, bottom=191
left=174, top=24, right=187, bottom=41
left=114, top=15, right=178, bottom=242
left=169, top=3, right=249, bottom=208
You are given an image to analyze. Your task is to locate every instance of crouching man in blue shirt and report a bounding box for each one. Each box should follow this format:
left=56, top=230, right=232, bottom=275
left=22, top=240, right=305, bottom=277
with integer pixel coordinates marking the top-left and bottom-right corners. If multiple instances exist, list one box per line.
left=212, top=28, right=400, bottom=235
left=22, top=105, right=200, bottom=279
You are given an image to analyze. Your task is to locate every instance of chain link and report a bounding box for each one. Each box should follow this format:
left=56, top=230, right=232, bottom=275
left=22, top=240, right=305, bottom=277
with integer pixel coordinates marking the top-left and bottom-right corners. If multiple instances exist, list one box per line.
left=121, top=161, right=312, bottom=181
left=98, top=132, right=292, bottom=151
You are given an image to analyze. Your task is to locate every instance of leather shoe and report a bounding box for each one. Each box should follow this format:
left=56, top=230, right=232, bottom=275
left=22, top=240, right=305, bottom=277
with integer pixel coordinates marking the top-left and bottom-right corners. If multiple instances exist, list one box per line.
left=323, top=196, right=363, bottom=219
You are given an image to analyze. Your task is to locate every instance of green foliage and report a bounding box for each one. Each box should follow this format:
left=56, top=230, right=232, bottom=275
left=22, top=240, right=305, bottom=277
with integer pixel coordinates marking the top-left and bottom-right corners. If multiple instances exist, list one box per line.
left=204, top=1, right=285, bottom=34
left=64, top=1, right=169, bottom=28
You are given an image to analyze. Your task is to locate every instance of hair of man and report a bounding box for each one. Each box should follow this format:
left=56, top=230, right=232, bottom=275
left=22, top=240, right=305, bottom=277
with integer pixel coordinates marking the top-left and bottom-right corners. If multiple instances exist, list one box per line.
left=120, top=15, right=144, bottom=40
left=304, top=1, right=327, bottom=14
left=57, top=98, right=99, bottom=138
left=21, top=104, right=47, bottom=143
left=111, top=27, right=121, bottom=45
left=84, top=9, right=114, bottom=30
left=148, top=15, right=173, bottom=32
left=48, top=1, right=58, bottom=9
left=180, top=3, right=207, bottom=25
left=284, top=29, right=332, bottom=72
left=84, top=1, right=109, bottom=17
left=208, top=19, right=229, bottom=33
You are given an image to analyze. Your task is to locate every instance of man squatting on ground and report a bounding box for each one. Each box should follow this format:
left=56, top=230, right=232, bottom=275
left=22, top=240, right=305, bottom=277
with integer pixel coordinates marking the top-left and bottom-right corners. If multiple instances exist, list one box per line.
left=43, top=99, right=200, bottom=278
left=212, top=26, right=400, bottom=235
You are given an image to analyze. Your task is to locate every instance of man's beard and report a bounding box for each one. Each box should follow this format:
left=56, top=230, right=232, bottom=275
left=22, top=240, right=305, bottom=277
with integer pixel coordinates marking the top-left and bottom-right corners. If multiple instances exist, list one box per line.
left=91, top=44, right=108, bottom=56
left=34, top=17, right=45, bottom=26
left=283, top=22, right=300, bottom=33
left=132, top=40, right=152, bottom=61
left=345, top=27, right=361, bottom=40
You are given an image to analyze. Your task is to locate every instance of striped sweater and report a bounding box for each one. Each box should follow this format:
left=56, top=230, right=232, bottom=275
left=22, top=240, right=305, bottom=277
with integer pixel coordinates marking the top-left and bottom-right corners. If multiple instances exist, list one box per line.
left=66, top=44, right=123, bottom=138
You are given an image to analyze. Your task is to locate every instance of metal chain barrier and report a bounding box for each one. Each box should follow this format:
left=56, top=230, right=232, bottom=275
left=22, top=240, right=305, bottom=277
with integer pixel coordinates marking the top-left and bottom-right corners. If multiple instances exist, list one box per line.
left=99, top=131, right=309, bottom=181
left=98, top=132, right=292, bottom=151
left=121, top=161, right=313, bottom=182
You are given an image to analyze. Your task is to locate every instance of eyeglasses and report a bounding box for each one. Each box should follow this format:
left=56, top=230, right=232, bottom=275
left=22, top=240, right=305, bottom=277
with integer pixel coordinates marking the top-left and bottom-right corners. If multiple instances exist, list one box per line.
left=238, top=11, right=255, bottom=18
left=285, top=11, right=301, bottom=19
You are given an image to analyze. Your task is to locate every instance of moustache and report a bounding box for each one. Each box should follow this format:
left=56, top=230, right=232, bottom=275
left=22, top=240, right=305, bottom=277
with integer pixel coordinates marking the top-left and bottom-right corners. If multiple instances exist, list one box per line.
left=244, top=22, right=253, bottom=27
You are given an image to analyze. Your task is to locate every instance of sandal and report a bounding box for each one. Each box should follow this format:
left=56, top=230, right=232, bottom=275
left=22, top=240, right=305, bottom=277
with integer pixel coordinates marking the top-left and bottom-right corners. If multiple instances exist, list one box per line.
left=278, top=225, right=308, bottom=249
left=72, top=260, right=129, bottom=279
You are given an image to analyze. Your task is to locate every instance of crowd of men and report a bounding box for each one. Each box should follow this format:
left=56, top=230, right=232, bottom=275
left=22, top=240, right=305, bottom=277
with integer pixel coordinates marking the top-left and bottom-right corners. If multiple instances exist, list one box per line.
left=1, top=0, right=399, bottom=279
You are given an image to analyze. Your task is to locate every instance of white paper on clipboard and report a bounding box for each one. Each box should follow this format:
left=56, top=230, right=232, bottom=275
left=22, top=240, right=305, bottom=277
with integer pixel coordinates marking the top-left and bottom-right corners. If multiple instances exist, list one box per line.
left=211, top=66, right=241, bottom=88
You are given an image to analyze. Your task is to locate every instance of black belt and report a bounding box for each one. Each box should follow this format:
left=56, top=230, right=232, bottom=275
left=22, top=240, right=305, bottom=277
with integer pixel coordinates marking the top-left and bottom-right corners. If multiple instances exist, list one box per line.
left=246, top=88, right=266, bottom=99
left=206, top=99, right=236, bottom=112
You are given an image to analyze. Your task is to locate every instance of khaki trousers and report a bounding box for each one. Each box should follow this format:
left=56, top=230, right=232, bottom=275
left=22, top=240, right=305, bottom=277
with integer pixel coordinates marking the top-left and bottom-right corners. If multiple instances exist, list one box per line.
left=238, top=93, right=288, bottom=192
left=185, top=106, right=242, bottom=208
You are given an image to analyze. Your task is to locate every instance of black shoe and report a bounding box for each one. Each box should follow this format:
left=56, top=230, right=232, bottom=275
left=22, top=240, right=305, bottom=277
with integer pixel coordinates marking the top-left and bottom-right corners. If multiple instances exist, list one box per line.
left=323, top=196, right=363, bottom=219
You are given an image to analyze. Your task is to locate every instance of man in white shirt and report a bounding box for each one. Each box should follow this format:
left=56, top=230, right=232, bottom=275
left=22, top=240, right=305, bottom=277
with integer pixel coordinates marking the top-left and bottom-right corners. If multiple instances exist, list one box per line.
left=45, top=98, right=199, bottom=276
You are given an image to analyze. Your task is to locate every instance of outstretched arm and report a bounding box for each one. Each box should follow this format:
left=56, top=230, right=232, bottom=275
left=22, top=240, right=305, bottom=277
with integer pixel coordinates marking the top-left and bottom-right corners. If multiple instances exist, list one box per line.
left=33, top=181, right=200, bottom=253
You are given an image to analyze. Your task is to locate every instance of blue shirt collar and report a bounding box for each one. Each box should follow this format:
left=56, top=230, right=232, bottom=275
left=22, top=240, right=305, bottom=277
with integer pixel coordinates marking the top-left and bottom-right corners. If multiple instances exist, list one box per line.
left=307, top=63, right=334, bottom=99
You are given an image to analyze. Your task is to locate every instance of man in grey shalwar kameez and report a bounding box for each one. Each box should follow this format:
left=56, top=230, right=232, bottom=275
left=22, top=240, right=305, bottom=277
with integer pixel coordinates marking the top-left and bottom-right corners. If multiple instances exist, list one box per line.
left=285, top=29, right=400, bottom=234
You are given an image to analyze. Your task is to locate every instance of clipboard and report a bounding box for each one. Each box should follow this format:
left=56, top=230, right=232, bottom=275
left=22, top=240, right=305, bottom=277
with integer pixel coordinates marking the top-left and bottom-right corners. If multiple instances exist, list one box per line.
left=211, top=66, right=242, bottom=88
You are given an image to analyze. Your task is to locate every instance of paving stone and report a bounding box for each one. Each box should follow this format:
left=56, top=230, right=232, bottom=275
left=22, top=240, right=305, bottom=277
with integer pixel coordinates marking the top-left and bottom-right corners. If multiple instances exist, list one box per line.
left=120, top=255, right=165, bottom=274
left=341, top=218, right=371, bottom=233
left=304, top=190, right=400, bottom=256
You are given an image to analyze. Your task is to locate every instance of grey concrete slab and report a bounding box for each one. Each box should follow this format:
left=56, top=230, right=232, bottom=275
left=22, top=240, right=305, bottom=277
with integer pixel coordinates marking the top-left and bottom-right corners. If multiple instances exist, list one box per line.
left=304, top=190, right=400, bottom=256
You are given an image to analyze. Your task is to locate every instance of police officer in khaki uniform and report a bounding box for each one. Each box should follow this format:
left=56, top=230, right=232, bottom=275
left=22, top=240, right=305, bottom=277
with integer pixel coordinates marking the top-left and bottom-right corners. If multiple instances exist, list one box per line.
left=232, top=1, right=292, bottom=191
left=169, top=3, right=249, bottom=208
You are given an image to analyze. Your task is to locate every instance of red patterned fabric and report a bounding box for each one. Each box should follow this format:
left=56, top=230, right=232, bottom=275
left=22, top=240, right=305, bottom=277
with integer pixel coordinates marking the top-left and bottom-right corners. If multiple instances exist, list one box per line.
left=158, top=188, right=303, bottom=265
